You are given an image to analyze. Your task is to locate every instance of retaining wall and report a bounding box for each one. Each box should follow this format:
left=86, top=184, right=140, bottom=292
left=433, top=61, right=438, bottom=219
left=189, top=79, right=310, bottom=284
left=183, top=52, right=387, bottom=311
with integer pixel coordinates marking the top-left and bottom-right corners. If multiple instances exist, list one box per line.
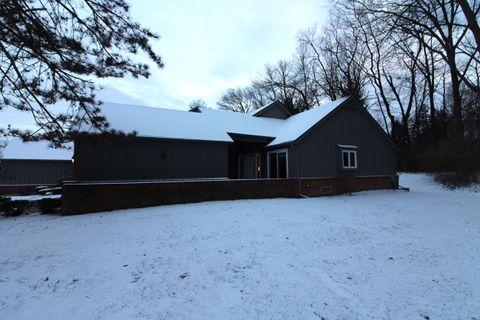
left=62, top=175, right=398, bottom=215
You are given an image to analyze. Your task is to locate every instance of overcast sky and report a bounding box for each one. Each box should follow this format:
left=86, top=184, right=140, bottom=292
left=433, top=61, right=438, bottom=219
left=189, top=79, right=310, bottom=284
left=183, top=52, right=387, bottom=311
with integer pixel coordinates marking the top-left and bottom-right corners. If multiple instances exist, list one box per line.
left=98, top=0, right=331, bottom=109
left=1, top=0, right=330, bottom=132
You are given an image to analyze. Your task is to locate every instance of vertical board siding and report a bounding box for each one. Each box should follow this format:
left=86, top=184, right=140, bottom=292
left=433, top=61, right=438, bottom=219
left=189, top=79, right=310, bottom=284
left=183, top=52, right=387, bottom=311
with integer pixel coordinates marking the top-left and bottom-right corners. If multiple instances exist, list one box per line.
left=0, top=160, right=73, bottom=185
left=295, top=104, right=396, bottom=178
left=254, top=101, right=291, bottom=119
left=256, top=107, right=290, bottom=119
left=74, top=137, right=229, bottom=181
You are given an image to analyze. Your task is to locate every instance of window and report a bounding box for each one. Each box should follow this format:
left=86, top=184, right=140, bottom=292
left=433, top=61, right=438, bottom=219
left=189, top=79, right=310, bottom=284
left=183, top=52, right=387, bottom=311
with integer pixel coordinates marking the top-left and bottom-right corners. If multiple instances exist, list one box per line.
left=342, top=150, right=357, bottom=169
left=268, top=149, right=288, bottom=178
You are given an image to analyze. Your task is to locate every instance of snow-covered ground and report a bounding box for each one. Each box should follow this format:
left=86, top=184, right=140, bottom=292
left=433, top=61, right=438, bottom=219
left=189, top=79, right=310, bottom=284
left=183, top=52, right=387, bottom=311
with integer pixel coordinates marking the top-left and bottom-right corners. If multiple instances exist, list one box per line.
left=0, top=174, right=479, bottom=319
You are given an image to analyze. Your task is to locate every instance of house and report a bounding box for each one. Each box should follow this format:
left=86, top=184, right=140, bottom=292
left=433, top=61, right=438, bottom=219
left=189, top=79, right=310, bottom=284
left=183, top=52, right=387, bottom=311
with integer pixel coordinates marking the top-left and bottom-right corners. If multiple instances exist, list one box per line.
left=62, top=96, right=398, bottom=214
left=0, top=139, right=73, bottom=194
left=73, top=96, right=396, bottom=182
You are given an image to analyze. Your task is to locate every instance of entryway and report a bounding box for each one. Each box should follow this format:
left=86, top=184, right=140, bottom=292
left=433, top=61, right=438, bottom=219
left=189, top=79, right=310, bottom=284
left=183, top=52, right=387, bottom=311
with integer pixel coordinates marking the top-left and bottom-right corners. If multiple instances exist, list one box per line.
left=239, top=153, right=260, bottom=179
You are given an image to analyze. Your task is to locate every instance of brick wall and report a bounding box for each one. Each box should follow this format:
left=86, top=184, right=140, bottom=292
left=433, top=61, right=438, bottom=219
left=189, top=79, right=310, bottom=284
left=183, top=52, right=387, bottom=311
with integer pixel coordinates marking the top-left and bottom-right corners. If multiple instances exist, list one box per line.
left=0, top=185, right=42, bottom=195
left=62, top=175, right=398, bottom=215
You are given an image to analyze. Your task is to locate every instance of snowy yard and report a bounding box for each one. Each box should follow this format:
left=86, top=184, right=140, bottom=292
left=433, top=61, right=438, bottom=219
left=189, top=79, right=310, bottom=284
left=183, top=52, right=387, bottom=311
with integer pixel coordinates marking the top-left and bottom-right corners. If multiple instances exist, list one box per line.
left=1, top=174, right=479, bottom=320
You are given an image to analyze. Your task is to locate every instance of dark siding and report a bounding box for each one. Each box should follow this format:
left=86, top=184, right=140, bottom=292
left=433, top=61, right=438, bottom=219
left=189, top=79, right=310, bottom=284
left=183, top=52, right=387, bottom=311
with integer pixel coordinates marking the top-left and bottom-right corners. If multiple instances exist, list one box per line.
left=254, top=101, right=291, bottom=119
left=0, top=159, right=73, bottom=185
left=288, top=146, right=299, bottom=178
left=256, top=107, right=290, bottom=119
left=293, top=103, right=396, bottom=178
left=74, top=136, right=229, bottom=181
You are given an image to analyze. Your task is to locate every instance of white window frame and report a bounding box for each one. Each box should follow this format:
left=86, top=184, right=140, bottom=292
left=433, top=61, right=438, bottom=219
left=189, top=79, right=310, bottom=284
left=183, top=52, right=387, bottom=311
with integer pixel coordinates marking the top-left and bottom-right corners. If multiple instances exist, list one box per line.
left=342, top=150, right=357, bottom=169
left=267, top=148, right=289, bottom=178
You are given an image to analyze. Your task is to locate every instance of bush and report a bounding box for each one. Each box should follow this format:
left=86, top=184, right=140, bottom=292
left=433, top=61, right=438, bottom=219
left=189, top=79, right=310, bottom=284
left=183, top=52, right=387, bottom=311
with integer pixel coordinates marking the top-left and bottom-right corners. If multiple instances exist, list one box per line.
left=0, top=200, right=31, bottom=217
left=432, top=172, right=479, bottom=189
left=416, top=137, right=480, bottom=187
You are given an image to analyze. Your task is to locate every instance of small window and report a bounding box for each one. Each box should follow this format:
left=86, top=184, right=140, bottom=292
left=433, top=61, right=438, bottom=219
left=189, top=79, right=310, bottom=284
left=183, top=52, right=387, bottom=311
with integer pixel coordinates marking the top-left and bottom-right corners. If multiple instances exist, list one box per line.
left=342, top=150, right=357, bottom=169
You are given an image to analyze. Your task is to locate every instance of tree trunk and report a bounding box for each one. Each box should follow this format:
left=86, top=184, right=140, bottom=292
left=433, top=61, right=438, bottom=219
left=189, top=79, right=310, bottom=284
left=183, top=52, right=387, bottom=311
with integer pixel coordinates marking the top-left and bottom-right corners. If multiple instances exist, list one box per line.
left=447, top=50, right=465, bottom=137
left=457, top=0, right=480, bottom=51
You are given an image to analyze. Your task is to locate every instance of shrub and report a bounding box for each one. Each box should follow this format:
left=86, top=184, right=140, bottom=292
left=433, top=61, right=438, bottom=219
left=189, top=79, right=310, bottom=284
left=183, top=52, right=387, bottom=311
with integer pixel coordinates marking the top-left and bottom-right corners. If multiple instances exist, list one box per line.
left=417, top=137, right=480, bottom=187
left=0, top=200, right=31, bottom=217
left=432, top=172, right=479, bottom=189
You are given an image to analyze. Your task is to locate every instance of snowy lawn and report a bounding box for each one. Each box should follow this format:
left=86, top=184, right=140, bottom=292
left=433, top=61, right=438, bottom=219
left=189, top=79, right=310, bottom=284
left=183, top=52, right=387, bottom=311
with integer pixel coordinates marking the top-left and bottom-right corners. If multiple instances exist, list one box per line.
left=0, top=174, right=479, bottom=319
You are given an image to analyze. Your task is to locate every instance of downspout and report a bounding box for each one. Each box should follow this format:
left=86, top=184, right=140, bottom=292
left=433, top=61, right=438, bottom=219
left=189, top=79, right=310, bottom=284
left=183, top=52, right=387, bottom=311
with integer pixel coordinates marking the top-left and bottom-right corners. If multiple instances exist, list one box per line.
left=291, top=143, right=308, bottom=198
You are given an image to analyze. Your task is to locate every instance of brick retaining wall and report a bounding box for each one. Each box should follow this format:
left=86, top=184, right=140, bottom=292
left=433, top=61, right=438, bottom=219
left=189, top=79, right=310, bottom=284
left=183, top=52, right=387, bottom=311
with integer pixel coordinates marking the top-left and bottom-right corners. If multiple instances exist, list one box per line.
left=62, top=175, right=398, bottom=215
left=0, top=185, right=45, bottom=195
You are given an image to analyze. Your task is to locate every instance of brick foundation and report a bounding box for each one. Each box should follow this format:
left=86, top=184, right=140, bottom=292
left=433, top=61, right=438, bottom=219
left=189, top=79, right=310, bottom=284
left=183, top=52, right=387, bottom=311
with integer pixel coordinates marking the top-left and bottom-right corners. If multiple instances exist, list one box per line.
left=0, top=185, right=46, bottom=196
left=62, top=175, right=398, bottom=215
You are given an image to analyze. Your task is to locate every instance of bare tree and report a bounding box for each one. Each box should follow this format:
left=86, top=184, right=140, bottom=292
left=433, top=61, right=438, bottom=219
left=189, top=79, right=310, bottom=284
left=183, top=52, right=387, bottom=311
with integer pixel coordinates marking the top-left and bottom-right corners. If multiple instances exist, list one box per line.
left=298, top=12, right=369, bottom=106
left=354, top=0, right=479, bottom=137
left=457, top=0, right=480, bottom=50
left=217, top=87, right=258, bottom=113
left=188, top=99, right=208, bottom=111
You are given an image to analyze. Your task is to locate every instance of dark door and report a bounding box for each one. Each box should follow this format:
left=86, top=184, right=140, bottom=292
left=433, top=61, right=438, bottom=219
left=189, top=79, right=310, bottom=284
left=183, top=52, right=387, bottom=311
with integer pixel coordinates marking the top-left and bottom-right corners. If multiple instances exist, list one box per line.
left=239, top=154, right=256, bottom=179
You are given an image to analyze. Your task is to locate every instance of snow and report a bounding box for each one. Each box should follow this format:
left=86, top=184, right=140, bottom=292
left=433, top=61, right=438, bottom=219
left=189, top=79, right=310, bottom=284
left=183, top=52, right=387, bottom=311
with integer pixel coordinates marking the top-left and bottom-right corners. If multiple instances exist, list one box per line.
left=1, top=138, right=72, bottom=160
left=94, top=102, right=282, bottom=143
left=268, top=97, right=349, bottom=146
left=88, top=98, right=349, bottom=147
left=337, top=144, right=358, bottom=149
left=1, top=173, right=479, bottom=319
left=7, top=194, right=61, bottom=201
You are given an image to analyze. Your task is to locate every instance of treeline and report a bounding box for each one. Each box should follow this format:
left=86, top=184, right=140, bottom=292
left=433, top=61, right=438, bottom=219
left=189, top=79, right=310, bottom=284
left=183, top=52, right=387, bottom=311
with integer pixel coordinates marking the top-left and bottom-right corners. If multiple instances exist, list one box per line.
left=217, top=0, right=480, bottom=182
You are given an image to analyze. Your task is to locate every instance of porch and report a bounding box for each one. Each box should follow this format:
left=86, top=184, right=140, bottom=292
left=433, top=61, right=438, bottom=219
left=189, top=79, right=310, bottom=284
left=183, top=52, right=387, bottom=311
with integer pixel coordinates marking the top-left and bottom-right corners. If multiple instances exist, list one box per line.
left=227, top=133, right=288, bottom=179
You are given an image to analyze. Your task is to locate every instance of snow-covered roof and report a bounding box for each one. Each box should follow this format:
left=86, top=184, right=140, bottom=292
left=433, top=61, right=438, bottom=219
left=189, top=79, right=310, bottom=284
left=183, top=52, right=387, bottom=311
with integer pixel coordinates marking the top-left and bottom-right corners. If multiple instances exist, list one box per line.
left=269, top=98, right=348, bottom=145
left=87, top=97, right=350, bottom=147
left=1, top=138, right=73, bottom=160
left=95, top=103, right=283, bottom=143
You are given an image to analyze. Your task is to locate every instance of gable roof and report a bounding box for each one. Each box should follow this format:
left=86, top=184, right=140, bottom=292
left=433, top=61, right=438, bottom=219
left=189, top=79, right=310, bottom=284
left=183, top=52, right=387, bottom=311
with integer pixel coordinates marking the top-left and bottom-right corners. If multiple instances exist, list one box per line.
left=251, top=100, right=291, bottom=119
left=83, top=97, right=350, bottom=147
left=269, top=97, right=349, bottom=146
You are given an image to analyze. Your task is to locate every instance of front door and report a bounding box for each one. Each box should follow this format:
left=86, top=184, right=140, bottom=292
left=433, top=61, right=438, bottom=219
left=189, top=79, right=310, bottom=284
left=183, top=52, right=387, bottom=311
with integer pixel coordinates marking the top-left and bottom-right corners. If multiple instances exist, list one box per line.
left=239, top=154, right=257, bottom=179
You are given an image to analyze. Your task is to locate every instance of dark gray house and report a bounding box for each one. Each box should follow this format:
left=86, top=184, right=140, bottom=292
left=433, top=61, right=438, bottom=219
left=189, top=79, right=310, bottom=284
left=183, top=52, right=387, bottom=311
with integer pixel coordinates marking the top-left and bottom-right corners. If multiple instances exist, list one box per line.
left=0, top=139, right=73, bottom=193
left=73, top=96, right=396, bottom=182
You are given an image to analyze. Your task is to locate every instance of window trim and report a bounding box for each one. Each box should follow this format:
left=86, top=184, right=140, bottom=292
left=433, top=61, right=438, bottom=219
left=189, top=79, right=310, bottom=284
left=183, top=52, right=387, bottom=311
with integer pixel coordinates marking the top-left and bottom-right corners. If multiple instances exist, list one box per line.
left=267, top=148, right=289, bottom=178
left=342, top=149, right=357, bottom=169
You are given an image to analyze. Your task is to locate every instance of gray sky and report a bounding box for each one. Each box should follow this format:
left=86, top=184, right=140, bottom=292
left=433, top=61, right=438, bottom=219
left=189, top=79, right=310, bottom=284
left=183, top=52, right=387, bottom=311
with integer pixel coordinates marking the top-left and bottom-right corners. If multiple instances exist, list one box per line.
left=97, top=0, right=330, bottom=109
left=1, top=0, right=330, bottom=132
